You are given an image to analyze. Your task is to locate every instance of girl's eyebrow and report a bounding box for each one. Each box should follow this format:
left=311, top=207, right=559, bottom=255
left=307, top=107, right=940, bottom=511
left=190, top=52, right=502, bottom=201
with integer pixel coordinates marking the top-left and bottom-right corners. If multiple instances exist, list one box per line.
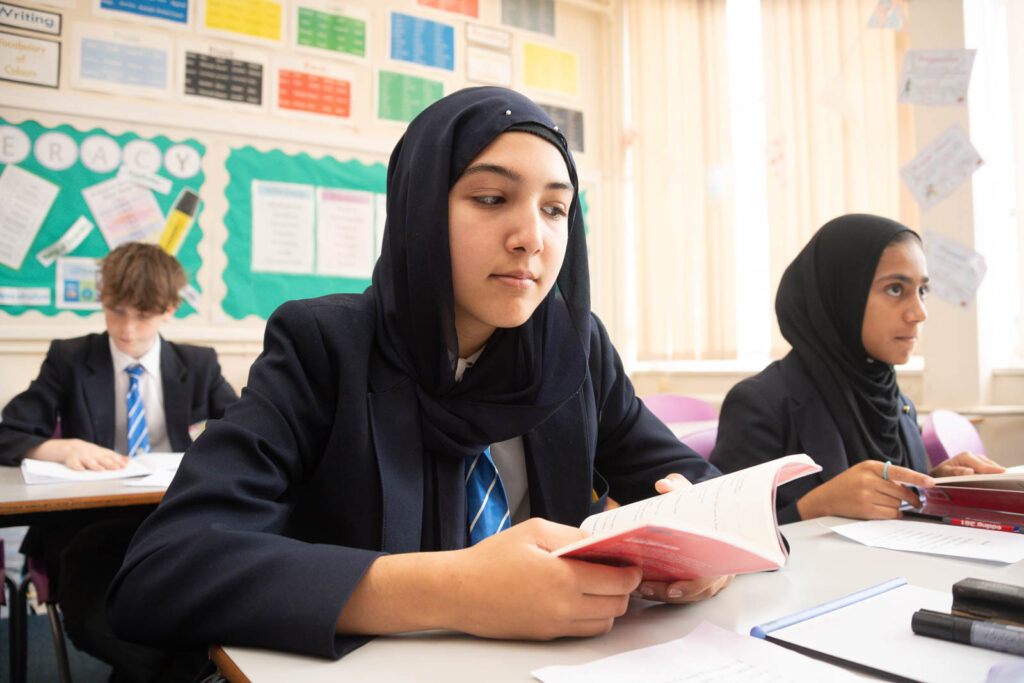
left=461, top=163, right=573, bottom=191
left=874, top=273, right=930, bottom=284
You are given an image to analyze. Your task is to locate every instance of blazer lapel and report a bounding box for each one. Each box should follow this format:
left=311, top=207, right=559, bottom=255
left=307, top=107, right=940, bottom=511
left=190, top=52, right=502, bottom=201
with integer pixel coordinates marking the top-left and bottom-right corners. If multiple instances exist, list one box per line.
left=523, top=391, right=592, bottom=526
left=160, top=339, right=192, bottom=451
left=782, top=356, right=849, bottom=479
left=368, top=354, right=424, bottom=555
left=84, top=334, right=116, bottom=449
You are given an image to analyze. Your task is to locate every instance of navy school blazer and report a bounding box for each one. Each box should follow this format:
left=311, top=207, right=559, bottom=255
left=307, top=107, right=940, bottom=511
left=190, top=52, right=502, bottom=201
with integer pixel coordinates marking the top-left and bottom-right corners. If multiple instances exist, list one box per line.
left=709, top=351, right=929, bottom=524
left=109, top=293, right=721, bottom=660
left=0, top=332, right=238, bottom=465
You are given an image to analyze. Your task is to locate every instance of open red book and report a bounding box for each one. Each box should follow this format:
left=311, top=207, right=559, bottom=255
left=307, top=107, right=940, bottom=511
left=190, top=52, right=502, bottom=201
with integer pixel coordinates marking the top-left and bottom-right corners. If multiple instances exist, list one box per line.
left=553, top=454, right=821, bottom=582
left=921, top=467, right=1024, bottom=516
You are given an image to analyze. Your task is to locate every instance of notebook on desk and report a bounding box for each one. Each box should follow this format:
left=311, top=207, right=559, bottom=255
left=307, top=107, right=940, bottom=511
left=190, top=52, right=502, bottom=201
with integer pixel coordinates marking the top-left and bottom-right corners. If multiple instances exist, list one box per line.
left=751, top=578, right=1022, bottom=683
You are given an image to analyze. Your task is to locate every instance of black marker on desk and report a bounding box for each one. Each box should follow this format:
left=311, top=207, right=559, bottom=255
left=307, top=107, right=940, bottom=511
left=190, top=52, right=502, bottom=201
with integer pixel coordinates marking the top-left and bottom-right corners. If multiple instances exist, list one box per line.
left=912, top=609, right=1024, bottom=656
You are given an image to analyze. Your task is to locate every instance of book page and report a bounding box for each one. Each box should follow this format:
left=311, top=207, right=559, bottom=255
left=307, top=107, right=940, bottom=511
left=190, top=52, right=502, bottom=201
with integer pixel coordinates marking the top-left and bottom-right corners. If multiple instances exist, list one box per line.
left=581, top=455, right=819, bottom=556
left=934, top=464, right=1024, bottom=490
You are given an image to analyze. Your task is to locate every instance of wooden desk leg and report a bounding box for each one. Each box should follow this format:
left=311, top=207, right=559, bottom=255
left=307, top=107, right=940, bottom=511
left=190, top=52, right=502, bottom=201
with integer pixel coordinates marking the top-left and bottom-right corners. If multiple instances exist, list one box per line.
left=209, top=645, right=252, bottom=683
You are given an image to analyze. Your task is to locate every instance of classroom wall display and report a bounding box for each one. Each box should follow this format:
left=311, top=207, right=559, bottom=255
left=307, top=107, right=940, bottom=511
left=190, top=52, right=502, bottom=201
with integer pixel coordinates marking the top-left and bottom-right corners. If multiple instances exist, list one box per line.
left=539, top=102, right=582, bottom=152
left=0, top=117, right=206, bottom=317
left=388, top=11, right=455, bottom=72
left=376, top=68, right=444, bottom=123
left=292, top=0, right=367, bottom=62
left=501, top=0, right=554, bottom=37
left=273, top=55, right=353, bottom=121
left=94, top=0, right=188, bottom=28
left=71, top=22, right=173, bottom=99
left=0, top=2, right=62, bottom=35
left=199, top=0, right=283, bottom=44
left=522, top=41, right=576, bottom=96
left=417, top=0, right=478, bottom=20
left=466, top=45, right=510, bottom=86
left=0, top=29, right=60, bottom=87
left=178, top=39, right=267, bottom=109
left=222, top=146, right=386, bottom=320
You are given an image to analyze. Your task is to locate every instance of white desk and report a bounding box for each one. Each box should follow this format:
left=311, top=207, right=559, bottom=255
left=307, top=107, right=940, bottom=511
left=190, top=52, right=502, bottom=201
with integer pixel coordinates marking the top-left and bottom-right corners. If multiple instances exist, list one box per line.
left=0, top=464, right=164, bottom=526
left=214, top=518, right=1024, bottom=682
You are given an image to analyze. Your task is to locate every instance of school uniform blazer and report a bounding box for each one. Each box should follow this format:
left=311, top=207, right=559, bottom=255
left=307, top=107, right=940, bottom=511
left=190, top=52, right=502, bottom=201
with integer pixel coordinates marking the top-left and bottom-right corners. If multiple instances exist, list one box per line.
left=109, top=293, right=721, bottom=660
left=0, top=332, right=238, bottom=465
left=709, top=351, right=929, bottom=525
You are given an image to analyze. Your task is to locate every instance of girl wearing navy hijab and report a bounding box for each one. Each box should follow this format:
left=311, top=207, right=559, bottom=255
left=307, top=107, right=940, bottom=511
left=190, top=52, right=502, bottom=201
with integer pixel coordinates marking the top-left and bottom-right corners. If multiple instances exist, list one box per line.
left=710, top=214, right=1003, bottom=523
left=109, top=87, right=730, bottom=662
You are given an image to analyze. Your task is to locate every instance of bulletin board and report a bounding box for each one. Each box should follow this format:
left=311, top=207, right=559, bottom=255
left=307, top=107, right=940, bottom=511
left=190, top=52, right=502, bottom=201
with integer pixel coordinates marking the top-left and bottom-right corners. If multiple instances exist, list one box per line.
left=0, top=117, right=205, bottom=317
left=222, top=146, right=386, bottom=320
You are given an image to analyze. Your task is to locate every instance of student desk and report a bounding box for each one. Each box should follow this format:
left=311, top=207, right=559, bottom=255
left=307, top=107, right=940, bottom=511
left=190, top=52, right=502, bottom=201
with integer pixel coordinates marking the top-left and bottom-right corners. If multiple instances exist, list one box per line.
left=0, top=465, right=163, bottom=527
left=212, top=517, right=1024, bottom=682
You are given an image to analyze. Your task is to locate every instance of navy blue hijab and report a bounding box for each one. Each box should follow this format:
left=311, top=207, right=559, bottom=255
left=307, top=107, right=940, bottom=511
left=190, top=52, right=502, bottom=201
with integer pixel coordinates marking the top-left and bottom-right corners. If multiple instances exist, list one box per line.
left=776, top=214, right=918, bottom=467
left=370, top=87, right=590, bottom=547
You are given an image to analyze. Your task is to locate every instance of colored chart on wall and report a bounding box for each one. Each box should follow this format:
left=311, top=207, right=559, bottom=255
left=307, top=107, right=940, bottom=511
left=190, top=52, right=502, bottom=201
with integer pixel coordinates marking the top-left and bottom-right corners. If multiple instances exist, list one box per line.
left=0, top=118, right=205, bottom=316
left=222, top=147, right=387, bottom=320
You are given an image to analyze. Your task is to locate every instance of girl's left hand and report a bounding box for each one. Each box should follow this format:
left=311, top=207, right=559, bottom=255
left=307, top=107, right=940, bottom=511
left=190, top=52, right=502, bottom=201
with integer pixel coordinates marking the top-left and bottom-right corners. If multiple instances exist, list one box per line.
left=929, top=452, right=1006, bottom=478
left=636, top=473, right=735, bottom=604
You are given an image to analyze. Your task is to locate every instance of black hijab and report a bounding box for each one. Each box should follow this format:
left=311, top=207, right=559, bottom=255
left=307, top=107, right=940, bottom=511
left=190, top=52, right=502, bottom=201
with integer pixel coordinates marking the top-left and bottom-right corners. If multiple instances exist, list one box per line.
left=775, top=213, right=918, bottom=467
left=370, top=87, right=590, bottom=548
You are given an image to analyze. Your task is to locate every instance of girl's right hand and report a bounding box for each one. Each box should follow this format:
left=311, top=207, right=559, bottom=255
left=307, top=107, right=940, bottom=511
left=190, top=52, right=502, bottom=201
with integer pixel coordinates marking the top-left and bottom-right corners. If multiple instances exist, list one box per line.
left=796, top=460, right=934, bottom=520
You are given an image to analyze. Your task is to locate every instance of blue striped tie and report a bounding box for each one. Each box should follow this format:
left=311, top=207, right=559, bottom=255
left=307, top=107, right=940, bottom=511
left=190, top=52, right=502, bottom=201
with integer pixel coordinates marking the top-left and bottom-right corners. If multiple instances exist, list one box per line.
left=465, top=447, right=511, bottom=545
left=125, top=365, right=150, bottom=458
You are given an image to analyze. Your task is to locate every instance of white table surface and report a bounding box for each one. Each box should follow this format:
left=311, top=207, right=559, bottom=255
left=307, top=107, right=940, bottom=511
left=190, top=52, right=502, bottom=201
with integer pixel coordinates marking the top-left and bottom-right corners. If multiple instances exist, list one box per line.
left=216, top=517, right=1024, bottom=682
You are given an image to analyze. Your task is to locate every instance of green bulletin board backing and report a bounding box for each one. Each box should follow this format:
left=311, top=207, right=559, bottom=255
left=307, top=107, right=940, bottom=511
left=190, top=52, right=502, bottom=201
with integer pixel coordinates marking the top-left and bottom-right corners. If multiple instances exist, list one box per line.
left=0, top=118, right=205, bottom=318
left=222, top=147, right=387, bottom=320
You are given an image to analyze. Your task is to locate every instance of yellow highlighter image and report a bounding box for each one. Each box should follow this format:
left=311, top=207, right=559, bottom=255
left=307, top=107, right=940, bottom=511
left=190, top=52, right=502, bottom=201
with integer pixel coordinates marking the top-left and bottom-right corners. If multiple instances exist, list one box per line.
left=159, top=188, right=200, bottom=256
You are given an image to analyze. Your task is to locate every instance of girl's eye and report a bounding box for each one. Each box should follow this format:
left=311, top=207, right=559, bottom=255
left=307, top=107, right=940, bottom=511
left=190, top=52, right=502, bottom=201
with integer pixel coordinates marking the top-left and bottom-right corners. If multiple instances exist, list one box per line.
left=473, top=195, right=503, bottom=206
left=919, top=284, right=930, bottom=299
left=885, top=283, right=903, bottom=296
left=542, top=205, right=567, bottom=218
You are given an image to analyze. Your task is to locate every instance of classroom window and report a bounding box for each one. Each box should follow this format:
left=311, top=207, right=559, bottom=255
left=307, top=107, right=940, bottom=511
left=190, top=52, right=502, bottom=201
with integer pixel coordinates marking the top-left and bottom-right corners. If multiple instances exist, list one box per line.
left=965, top=0, right=1024, bottom=367
left=626, top=0, right=913, bottom=364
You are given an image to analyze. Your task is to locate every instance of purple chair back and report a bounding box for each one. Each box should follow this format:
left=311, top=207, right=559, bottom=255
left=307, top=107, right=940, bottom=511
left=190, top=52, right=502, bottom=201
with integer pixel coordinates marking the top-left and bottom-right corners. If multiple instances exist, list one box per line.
left=680, top=426, right=718, bottom=460
left=920, top=409, right=985, bottom=469
left=642, top=394, right=718, bottom=423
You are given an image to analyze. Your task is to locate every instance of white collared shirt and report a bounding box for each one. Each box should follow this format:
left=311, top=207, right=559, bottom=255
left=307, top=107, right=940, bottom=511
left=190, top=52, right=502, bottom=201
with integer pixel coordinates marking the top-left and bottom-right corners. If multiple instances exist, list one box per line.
left=456, top=352, right=531, bottom=524
left=110, top=336, right=171, bottom=455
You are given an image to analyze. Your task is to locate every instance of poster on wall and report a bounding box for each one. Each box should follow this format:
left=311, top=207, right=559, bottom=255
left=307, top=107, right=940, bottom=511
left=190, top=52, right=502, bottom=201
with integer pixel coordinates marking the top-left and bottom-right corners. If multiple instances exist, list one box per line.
left=466, top=46, right=510, bottom=86
left=0, top=30, right=60, bottom=87
left=94, top=0, right=188, bottom=27
left=417, top=0, right=478, bottom=19
left=501, top=0, right=554, bottom=37
left=0, top=2, right=61, bottom=35
left=293, top=0, right=367, bottom=62
left=899, top=124, right=983, bottom=212
left=222, top=147, right=387, bottom=320
left=522, top=42, right=576, bottom=96
left=71, top=23, right=173, bottom=99
left=199, top=0, right=282, bottom=44
left=897, top=49, right=976, bottom=106
left=273, top=56, right=353, bottom=121
left=0, top=118, right=206, bottom=317
left=539, top=103, right=583, bottom=153
left=389, top=11, right=454, bottom=72
left=376, top=69, right=443, bottom=123
left=178, top=40, right=267, bottom=110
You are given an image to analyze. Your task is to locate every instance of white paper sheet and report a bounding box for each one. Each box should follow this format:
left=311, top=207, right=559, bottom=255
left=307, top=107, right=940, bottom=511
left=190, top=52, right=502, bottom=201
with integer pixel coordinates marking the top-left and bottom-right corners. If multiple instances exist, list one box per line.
left=899, top=124, right=983, bottom=212
left=829, top=519, right=1024, bottom=563
left=923, top=230, right=987, bottom=309
left=0, top=164, right=59, bottom=270
left=315, top=187, right=374, bottom=277
left=21, top=458, right=153, bottom=484
left=250, top=179, right=315, bottom=274
left=82, top=175, right=165, bottom=247
left=898, top=49, right=976, bottom=105
left=532, top=621, right=863, bottom=683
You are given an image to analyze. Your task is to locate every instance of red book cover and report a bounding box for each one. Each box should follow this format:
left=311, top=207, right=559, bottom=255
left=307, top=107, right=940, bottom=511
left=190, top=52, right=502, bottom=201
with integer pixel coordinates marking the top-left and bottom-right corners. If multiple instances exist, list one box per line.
left=554, top=454, right=822, bottom=581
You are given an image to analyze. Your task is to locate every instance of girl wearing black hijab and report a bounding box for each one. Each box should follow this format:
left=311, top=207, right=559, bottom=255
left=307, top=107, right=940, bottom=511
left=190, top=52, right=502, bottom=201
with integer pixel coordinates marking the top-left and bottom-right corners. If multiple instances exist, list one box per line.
left=710, top=214, right=1003, bottom=523
left=109, top=87, right=730, bottom=662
